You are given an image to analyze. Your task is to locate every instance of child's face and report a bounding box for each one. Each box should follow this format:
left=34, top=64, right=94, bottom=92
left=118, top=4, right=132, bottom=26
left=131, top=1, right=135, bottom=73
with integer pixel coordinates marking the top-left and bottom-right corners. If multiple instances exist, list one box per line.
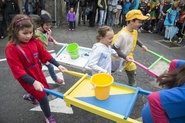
left=130, top=20, right=143, bottom=30
left=101, top=30, right=114, bottom=46
left=18, top=26, right=33, bottom=43
left=70, top=8, right=74, bottom=12
left=43, top=23, right=52, bottom=31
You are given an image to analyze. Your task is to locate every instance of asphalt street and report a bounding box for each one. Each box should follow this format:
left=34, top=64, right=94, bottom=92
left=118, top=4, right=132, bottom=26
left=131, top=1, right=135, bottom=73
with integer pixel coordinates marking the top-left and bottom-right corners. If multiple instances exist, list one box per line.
left=0, top=24, right=185, bottom=123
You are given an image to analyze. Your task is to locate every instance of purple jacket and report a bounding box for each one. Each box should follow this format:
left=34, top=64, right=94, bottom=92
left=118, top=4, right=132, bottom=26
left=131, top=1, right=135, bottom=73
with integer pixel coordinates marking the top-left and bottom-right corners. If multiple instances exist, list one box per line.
left=67, top=12, right=76, bottom=22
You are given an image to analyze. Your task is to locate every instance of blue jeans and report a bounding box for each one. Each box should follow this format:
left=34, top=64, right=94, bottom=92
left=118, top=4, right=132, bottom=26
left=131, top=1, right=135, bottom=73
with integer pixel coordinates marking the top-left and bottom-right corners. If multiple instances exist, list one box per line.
left=45, top=63, right=57, bottom=81
left=98, top=10, right=107, bottom=26
left=107, top=11, right=116, bottom=26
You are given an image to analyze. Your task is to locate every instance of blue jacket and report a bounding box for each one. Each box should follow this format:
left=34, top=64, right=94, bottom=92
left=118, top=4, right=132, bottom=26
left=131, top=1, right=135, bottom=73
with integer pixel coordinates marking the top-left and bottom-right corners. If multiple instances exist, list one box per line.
left=122, top=2, right=132, bottom=15
left=164, top=8, right=179, bottom=26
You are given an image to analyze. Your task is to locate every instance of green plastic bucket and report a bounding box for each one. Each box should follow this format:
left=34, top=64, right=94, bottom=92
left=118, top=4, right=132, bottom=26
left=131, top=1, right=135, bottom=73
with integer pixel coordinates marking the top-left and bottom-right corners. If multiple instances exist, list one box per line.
left=66, top=43, right=79, bottom=59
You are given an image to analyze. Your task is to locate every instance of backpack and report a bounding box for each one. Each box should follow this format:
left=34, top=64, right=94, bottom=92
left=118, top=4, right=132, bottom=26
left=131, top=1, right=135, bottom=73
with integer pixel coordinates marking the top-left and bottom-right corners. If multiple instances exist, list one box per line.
left=80, top=0, right=86, bottom=7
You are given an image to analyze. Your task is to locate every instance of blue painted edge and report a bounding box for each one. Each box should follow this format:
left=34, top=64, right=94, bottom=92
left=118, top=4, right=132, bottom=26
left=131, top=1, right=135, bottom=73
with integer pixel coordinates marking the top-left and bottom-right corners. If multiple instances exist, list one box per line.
left=138, top=88, right=152, bottom=96
left=55, top=44, right=68, bottom=58
left=43, top=88, right=64, bottom=99
left=124, top=87, right=139, bottom=119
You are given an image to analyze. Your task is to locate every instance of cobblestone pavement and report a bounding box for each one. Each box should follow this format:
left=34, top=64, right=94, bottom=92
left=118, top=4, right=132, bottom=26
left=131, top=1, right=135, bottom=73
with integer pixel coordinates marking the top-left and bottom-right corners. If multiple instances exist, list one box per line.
left=0, top=24, right=185, bottom=123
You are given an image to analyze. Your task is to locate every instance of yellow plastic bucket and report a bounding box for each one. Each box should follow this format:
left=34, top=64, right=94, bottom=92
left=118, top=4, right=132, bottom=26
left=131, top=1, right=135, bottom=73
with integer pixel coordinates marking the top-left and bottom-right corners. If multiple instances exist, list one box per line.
left=90, top=73, right=114, bottom=100
left=66, top=43, right=79, bottom=59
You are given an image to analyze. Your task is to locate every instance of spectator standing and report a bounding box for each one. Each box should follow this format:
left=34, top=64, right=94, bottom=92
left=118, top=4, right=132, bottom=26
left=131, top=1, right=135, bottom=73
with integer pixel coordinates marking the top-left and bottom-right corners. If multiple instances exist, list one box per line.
left=0, top=8, right=4, bottom=39
left=107, top=0, right=118, bottom=27
left=88, top=0, right=98, bottom=27
left=176, top=5, right=185, bottom=43
left=139, top=0, right=148, bottom=15
left=1, top=0, right=19, bottom=27
left=69, top=0, right=78, bottom=13
left=78, top=0, right=87, bottom=25
left=114, top=0, right=122, bottom=27
left=156, top=0, right=165, bottom=35
left=22, top=0, right=36, bottom=15
left=67, top=7, right=76, bottom=30
left=64, top=0, right=70, bottom=14
left=35, top=0, right=45, bottom=16
left=163, top=2, right=179, bottom=41
left=97, top=0, right=107, bottom=26
left=147, top=0, right=160, bottom=32
left=122, top=0, right=132, bottom=26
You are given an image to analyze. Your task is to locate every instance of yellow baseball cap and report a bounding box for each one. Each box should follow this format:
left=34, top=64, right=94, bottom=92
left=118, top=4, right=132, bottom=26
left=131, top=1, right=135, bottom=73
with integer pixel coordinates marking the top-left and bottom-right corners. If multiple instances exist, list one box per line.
left=126, top=10, right=148, bottom=21
left=173, top=1, right=179, bottom=6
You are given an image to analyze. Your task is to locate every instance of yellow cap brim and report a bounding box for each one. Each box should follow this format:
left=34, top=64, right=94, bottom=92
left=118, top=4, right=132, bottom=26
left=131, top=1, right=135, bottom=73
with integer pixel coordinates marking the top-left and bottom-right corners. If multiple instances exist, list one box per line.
left=126, top=15, right=148, bottom=21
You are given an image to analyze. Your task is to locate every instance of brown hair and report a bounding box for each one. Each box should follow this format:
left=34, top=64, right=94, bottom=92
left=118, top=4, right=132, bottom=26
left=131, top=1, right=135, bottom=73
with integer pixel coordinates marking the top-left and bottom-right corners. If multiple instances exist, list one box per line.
left=7, top=14, right=38, bottom=44
left=157, top=64, right=185, bottom=88
left=96, top=26, right=113, bottom=42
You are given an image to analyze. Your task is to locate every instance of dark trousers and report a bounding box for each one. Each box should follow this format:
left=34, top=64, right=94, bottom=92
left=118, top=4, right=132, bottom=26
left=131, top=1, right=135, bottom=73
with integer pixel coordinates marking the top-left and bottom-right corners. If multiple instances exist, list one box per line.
left=176, top=22, right=184, bottom=38
left=78, top=6, right=86, bottom=24
left=4, top=14, right=15, bottom=28
left=151, top=20, right=156, bottom=32
left=122, top=14, right=126, bottom=26
left=89, top=11, right=96, bottom=27
left=69, top=21, right=75, bottom=29
left=0, top=21, right=3, bottom=36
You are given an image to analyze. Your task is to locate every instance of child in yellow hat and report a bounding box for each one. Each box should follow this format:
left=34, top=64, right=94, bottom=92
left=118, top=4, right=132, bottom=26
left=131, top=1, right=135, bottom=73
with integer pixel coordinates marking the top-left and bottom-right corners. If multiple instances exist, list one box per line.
left=112, top=10, right=149, bottom=86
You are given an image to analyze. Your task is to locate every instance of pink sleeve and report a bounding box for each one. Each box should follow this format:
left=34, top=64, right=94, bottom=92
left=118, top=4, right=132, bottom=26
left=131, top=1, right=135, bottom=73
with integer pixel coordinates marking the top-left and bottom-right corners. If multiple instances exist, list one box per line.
left=49, top=36, right=54, bottom=42
left=148, top=92, right=169, bottom=123
left=168, top=59, right=178, bottom=73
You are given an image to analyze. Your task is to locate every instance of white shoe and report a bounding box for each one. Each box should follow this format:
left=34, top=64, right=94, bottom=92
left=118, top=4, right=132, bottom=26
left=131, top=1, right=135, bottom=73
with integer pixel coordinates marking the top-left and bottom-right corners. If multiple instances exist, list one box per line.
left=178, top=37, right=182, bottom=44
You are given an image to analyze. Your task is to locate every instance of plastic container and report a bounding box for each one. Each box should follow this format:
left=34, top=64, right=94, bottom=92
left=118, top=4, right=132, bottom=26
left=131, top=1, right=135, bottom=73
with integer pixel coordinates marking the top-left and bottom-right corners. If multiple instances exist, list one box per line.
left=66, top=43, right=79, bottom=59
left=90, top=73, right=114, bottom=100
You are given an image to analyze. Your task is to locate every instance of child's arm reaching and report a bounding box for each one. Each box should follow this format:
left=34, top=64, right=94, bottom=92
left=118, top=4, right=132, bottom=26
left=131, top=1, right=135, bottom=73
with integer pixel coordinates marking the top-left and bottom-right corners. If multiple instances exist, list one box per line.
left=48, top=58, right=67, bottom=72
left=112, top=44, right=133, bottom=62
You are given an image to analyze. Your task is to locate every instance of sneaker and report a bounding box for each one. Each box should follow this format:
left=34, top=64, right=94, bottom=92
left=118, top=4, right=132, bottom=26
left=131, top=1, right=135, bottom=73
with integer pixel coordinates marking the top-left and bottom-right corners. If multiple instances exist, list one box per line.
left=72, top=29, right=75, bottom=31
left=163, top=38, right=170, bottom=42
left=45, top=115, right=56, bottom=123
left=148, top=30, right=153, bottom=33
left=54, top=78, right=64, bottom=84
left=69, top=29, right=71, bottom=31
left=178, top=37, right=182, bottom=44
left=23, top=93, right=39, bottom=105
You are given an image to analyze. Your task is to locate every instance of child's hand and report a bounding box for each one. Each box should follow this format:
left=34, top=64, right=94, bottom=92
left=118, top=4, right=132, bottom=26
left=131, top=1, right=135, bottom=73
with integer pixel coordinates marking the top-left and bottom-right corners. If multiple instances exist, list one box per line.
left=53, top=40, right=58, bottom=45
left=141, top=45, right=148, bottom=52
left=126, top=56, right=133, bottom=62
left=33, top=81, right=44, bottom=91
left=113, top=53, right=119, bottom=58
left=58, top=65, right=67, bottom=72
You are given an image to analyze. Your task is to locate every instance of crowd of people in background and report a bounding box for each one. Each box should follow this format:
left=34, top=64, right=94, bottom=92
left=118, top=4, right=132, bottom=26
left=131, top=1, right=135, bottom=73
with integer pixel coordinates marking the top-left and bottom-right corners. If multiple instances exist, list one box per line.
left=0, top=0, right=46, bottom=39
left=0, top=0, right=185, bottom=43
left=65, top=0, right=185, bottom=43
